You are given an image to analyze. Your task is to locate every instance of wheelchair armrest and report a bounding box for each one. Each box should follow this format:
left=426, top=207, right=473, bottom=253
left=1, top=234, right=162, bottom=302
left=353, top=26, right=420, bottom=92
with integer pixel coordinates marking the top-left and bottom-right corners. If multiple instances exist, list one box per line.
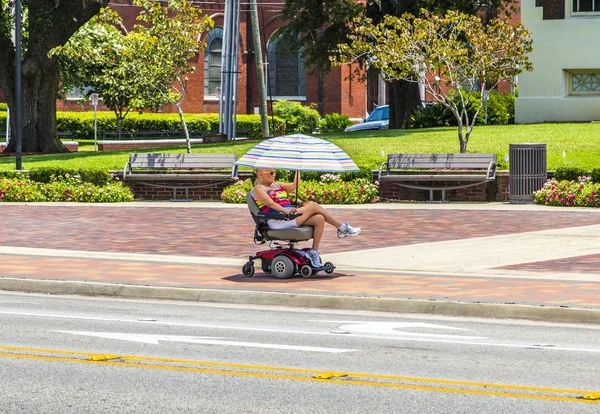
left=257, top=212, right=303, bottom=221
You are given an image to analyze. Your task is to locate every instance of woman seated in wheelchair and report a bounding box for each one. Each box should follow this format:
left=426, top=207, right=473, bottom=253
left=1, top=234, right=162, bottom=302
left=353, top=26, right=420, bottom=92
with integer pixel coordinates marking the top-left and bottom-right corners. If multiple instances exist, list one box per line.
left=252, top=168, right=361, bottom=267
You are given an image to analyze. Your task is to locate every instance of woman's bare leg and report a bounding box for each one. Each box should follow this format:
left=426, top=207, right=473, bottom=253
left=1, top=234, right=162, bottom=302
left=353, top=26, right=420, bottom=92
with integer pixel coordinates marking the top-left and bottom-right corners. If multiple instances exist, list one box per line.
left=301, top=214, right=325, bottom=251
left=295, top=202, right=343, bottom=229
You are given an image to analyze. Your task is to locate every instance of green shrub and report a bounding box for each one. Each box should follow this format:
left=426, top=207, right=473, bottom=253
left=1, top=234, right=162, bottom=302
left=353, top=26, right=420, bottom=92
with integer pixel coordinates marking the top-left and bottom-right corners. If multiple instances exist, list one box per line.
left=447, top=90, right=485, bottom=126
left=221, top=175, right=379, bottom=204
left=28, top=167, right=112, bottom=186
left=54, top=112, right=212, bottom=140
left=553, top=167, right=589, bottom=182
left=0, top=170, right=28, bottom=179
left=277, top=167, right=373, bottom=183
left=0, top=112, right=286, bottom=140
left=0, top=103, right=8, bottom=112
left=177, top=113, right=284, bottom=139
left=273, top=100, right=320, bottom=134
left=319, top=113, right=353, bottom=130
left=410, top=103, right=450, bottom=128
left=534, top=178, right=600, bottom=207
left=486, top=92, right=515, bottom=125
left=430, top=90, right=516, bottom=127
left=592, top=168, right=600, bottom=184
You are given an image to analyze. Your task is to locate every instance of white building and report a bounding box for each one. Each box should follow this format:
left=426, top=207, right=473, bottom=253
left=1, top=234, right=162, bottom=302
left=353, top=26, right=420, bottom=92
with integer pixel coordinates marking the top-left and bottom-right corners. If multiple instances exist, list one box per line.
left=516, top=0, right=600, bottom=123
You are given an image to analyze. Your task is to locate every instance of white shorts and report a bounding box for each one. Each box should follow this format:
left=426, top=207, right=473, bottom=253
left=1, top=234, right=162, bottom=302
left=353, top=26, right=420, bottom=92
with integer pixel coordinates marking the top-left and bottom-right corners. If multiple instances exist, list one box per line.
left=268, top=218, right=298, bottom=230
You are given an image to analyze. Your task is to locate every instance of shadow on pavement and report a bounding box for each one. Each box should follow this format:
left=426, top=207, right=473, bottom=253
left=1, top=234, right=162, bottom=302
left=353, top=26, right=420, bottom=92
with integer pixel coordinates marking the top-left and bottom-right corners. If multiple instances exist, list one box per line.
left=223, top=272, right=354, bottom=283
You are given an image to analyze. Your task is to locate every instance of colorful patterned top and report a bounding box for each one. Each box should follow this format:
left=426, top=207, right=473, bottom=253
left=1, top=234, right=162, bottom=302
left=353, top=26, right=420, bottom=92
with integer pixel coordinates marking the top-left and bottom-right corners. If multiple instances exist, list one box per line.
left=253, top=184, right=292, bottom=214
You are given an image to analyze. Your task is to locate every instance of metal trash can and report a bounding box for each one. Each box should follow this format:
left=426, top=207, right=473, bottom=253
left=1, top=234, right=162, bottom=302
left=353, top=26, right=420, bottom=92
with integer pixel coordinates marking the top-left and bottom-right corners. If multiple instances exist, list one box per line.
left=509, top=143, right=547, bottom=204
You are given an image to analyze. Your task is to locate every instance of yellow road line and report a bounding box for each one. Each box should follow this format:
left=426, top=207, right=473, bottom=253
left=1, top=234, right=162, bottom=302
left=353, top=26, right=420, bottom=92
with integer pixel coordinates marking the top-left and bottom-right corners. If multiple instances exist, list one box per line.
left=0, top=347, right=598, bottom=404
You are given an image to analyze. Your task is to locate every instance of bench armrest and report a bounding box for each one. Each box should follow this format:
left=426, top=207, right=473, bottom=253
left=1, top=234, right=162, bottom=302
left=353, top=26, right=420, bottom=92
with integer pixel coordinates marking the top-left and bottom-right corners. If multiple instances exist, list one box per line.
left=231, top=163, right=239, bottom=179
left=123, top=161, right=131, bottom=179
left=486, top=162, right=497, bottom=180
left=377, top=161, right=389, bottom=182
left=258, top=212, right=303, bottom=221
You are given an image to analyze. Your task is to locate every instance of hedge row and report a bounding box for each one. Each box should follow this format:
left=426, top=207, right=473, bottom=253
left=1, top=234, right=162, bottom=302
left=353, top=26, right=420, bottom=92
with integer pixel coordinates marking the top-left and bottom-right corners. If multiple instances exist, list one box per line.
left=0, top=167, right=112, bottom=186
left=0, top=112, right=285, bottom=140
left=553, top=167, right=600, bottom=183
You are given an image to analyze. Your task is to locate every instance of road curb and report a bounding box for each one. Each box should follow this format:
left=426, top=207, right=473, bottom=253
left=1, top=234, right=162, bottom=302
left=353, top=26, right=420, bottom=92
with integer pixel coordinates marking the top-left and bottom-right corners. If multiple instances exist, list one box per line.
left=1, top=278, right=600, bottom=324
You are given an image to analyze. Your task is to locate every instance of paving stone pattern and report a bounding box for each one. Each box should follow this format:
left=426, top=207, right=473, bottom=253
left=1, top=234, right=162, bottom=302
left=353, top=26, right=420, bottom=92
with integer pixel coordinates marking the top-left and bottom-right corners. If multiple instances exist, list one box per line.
left=2, top=204, right=600, bottom=310
left=497, top=253, right=600, bottom=275
left=2, top=205, right=600, bottom=257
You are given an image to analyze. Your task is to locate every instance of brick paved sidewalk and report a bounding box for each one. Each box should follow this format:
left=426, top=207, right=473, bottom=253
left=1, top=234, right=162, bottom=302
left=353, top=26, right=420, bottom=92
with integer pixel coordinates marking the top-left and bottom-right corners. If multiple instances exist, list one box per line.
left=1, top=254, right=599, bottom=310
left=1, top=204, right=600, bottom=312
left=2, top=204, right=600, bottom=256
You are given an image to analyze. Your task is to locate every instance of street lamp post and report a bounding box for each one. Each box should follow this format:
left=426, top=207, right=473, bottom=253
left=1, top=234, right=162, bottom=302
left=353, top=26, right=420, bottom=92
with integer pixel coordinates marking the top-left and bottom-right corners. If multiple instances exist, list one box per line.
left=15, top=0, right=22, bottom=170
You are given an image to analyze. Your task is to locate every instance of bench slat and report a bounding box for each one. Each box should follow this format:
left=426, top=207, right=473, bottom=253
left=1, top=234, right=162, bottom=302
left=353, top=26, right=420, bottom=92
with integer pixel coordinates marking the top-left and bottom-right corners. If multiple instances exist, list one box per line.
left=128, top=153, right=238, bottom=170
left=129, top=162, right=235, bottom=169
left=387, top=153, right=496, bottom=169
left=381, top=174, right=490, bottom=181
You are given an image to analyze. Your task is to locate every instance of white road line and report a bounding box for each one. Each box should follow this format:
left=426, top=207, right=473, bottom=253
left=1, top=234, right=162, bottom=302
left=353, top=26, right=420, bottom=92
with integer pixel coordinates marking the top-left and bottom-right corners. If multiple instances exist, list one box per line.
left=3, top=310, right=600, bottom=354
left=54, top=331, right=355, bottom=353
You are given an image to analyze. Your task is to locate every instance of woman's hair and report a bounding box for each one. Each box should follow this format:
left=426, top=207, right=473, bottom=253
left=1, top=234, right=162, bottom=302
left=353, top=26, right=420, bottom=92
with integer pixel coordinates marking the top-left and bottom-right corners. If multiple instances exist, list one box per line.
left=252, top=168, right=260, bottom=185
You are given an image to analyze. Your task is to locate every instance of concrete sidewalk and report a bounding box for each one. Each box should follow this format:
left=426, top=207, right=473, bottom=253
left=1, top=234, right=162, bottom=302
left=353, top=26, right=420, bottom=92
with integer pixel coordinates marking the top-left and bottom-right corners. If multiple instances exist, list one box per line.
left=1, top=202, right=600, bottom=323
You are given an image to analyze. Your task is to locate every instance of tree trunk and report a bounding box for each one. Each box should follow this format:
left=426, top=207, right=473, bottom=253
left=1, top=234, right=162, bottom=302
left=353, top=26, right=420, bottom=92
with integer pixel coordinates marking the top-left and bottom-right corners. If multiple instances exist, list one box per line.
left=0, top=0, right=108, bottom=154
left=457, top=120, right=467, bottom=153
left=176, top=103, right=192, bottom=154
left=4, top=58, right=65, bottom=153
left=387, top=79, right=421, bottom=129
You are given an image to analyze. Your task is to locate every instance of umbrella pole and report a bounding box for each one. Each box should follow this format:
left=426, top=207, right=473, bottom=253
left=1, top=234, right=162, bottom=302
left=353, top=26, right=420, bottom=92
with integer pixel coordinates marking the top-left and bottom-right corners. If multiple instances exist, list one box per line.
left=295, top=170, right=299, bottom=207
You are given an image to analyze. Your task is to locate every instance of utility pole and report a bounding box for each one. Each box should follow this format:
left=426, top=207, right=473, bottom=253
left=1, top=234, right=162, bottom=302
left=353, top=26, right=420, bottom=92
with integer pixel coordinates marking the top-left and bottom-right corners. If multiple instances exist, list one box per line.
left=15, top=0, right=22, bottom=170
left=218, top=0, right=242, bottom=140
left=249, top=0, right=269, bottom=138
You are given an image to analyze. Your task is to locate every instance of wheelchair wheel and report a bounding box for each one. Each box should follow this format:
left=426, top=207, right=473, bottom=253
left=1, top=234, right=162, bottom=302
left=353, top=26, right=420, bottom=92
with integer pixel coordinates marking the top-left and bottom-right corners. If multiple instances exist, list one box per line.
left=324, top=261, right=334, bottom=274
left=271, top=255, right=295, bottom=279
left=300, top=265, right=312, bottom=278
left=242, top=262, right=255, bottom=277
left=261, top=260, right=272, bottom=274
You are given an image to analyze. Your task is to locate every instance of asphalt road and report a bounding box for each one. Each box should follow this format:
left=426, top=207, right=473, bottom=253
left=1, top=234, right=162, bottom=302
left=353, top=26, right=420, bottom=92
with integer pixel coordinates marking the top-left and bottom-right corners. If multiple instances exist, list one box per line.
left=1, top=292, right=599, bottom=413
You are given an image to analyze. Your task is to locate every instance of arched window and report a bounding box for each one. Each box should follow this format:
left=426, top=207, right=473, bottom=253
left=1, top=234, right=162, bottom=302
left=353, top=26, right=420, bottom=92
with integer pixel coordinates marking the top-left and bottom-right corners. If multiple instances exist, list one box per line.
left=266, top=33, right=306, bottom=99
left=204, top=27, right=223, bottom=98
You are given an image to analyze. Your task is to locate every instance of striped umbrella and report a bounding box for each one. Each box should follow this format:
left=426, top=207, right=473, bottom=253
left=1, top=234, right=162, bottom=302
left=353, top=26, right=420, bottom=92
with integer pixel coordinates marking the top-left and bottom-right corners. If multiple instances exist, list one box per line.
left=234, top=134, right=359, bottom=172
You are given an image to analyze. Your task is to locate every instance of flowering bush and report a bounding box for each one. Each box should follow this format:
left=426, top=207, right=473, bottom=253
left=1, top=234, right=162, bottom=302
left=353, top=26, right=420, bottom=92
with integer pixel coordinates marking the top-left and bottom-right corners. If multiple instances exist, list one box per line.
left=533, top=177, right=600, bottom=207
left=0, top=178, right=47, bottom=202
left=320, top=173, right=341, bottom=183
left=220, top=178, right=252, bottom=203
left=221, top=177, right=379, bottom=204
left=0, top=173, right=134, bottom=203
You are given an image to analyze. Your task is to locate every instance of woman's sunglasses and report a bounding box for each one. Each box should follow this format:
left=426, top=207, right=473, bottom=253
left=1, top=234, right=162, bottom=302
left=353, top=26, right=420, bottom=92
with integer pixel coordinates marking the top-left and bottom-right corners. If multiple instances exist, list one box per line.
left=263, top=171, right=275, bottom=176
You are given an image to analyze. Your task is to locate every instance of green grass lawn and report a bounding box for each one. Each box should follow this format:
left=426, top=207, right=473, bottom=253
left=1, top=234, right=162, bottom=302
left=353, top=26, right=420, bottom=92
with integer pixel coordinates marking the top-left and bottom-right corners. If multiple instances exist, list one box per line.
left=1, top=123, right=600, bottom=172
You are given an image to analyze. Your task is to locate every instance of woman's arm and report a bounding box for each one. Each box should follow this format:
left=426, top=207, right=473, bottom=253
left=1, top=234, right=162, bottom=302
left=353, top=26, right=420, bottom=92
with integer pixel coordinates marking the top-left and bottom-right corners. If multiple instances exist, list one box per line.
left=253, top=185, right=293, bottom=214
left=279, top=171, right=300, bottom=194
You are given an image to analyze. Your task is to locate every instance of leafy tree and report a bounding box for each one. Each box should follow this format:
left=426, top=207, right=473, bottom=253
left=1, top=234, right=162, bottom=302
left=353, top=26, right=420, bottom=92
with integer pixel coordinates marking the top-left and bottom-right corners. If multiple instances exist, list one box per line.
left=0, top=0, right=108, bottom=154
left=278, top=0, right=515, bottom=129
left=53, top=1, right=212, bottom=152
left=52, top=9, right=145, bottom=139
left=336, top=10, right=532, bottom=152
left=129, top=0, right=213, bottom=153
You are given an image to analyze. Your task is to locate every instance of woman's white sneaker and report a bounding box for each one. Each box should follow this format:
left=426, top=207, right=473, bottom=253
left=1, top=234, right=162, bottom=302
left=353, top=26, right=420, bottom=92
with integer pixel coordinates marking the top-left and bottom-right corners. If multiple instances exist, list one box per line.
left=337, top=222, right=361, bottom=238
left=307, top=250, right=322, bottom=267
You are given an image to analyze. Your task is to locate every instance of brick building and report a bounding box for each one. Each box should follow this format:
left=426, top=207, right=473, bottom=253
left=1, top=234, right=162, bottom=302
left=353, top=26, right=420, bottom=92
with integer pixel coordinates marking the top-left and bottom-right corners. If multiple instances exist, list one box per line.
left=57, top=0, right=368, bottom=121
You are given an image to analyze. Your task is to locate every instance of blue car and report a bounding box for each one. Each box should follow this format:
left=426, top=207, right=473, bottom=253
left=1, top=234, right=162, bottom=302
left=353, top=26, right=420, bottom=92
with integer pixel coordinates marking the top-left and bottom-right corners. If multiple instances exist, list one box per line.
left=344, top=105, right=389, bottom=132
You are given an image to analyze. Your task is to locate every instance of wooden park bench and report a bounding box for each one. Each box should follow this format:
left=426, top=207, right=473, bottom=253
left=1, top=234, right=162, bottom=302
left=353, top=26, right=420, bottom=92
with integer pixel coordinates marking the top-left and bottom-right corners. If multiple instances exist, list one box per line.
left=377, top=153, right=497, bottom=202
left=102, top=130, right=205, bottom=140
left=123, top=153, right=239, bottom=201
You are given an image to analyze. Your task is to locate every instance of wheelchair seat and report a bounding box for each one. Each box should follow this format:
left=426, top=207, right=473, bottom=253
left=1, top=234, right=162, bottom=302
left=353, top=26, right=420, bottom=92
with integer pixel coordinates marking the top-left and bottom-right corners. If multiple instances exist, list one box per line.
left=247, top=191, right=314, bottom=243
